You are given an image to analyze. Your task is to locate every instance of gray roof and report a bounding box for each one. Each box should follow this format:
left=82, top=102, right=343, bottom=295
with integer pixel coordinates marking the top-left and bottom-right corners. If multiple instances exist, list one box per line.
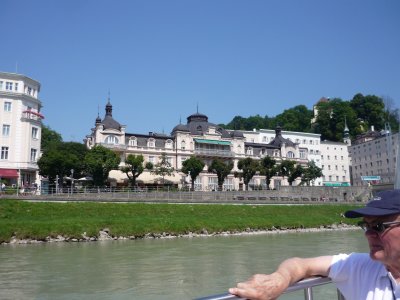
left=268, top=126, right=296, bottom=147
left=172, top=112, right=231, bottom=138
left=99, top=101, right=121, bottom=130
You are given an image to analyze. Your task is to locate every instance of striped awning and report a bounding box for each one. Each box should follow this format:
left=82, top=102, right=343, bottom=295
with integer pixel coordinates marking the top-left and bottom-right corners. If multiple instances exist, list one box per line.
left=194, top=139, right=231, bottom=146
left=0, top=169, right=18, bottom=178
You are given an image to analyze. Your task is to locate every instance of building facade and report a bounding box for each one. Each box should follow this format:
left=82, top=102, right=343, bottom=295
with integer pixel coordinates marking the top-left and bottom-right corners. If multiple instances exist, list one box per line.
left=348, top=128, right=399, bottom=187
left=85, top=101, right=348, bottom=190
left=320, top=140, right=351, bottom=186
left=0, top=72, right=43, bottom=187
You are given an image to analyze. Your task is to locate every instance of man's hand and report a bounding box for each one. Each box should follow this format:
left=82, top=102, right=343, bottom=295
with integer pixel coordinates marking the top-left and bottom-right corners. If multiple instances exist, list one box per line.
left=228, top=272, right=289, bottom=300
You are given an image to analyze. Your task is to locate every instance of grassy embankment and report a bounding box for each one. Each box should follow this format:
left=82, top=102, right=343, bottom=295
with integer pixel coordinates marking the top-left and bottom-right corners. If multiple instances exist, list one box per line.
left=0, top=200, right=362, bottom=243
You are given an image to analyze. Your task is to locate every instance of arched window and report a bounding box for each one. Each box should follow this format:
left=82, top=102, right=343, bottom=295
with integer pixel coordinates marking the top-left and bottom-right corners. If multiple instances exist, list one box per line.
left=105, top=135, right=118, bottom=144
left=287, top=151, right=295, bottom=158
left=181, top=140, right=186, bottom=150
left=165, top=139, right=173, bottom=149
left=129, top=137, right=137, bottom=147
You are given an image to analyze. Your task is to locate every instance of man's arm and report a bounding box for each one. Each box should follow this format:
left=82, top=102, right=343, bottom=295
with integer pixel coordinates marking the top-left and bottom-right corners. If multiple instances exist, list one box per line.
left=229, top=255, right=333, bottom=300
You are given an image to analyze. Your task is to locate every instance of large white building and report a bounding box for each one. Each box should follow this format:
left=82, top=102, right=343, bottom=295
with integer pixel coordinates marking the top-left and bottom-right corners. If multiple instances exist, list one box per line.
left=85, top=101, right=350, bottom=190
left=0, top=72, right=43, bottom=187
left=320, top=140, right=351, bottom=186
left=349, top=128, right=399, bottom=187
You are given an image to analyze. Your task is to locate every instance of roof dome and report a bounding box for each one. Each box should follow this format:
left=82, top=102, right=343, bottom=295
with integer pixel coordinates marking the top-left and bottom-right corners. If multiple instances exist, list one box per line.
left=172, top=123, right=190, bottom=132
left=100, top=99, right=121, bottom=130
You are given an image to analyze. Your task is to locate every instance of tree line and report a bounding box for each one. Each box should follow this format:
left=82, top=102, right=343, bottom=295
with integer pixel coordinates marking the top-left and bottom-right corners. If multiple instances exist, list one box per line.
left=221, top=93, right=399, bottom=141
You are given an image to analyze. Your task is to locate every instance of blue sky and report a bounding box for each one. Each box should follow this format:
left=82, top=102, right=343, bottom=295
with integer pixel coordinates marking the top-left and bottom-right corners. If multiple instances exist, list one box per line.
left=1, top=0, right=399, bottom=142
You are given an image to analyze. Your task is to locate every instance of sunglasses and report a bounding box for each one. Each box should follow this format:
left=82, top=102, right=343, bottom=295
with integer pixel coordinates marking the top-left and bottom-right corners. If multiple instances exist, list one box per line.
left=357, top=220, right=400, bottom=234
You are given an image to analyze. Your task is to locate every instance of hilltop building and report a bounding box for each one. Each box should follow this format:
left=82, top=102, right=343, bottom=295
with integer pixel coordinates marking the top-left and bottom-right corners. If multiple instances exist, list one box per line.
left=85, top=100, right=351, bottom=190
left=0, top=72, right=43, bottom=187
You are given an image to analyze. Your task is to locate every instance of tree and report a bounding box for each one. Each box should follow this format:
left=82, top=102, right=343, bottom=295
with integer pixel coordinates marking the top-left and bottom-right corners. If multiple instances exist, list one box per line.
left=350, top=93, right=385, bottom=131
left=84, top=145, right=121, bottom=186
left=208, top=159, right=233, bottom=191
left=120, top=154, right=149, bottom=187
left=237, top=157, right=259, bottom=190
left=313, top=98, right=360, bottom=141
left=151, top=152, right=175, bottom=186
left=288, top=164, right=304, bottom=186
left=275, top=105, right=313, bottom=132
left=278, top=160, right=296, bottom=186
left=41, top=125, right=63, bottom=152
left=181, top=156, right=205, bottom=191
left=301, top=161, right=323, bottom=186
left=38, top=142, right=88, bottom=186
left=259, top=156, right=277, bottom=190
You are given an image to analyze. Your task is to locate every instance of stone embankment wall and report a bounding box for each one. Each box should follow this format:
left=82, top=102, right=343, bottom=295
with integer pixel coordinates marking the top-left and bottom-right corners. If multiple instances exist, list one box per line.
left=10, top=186, right=372, bottom=204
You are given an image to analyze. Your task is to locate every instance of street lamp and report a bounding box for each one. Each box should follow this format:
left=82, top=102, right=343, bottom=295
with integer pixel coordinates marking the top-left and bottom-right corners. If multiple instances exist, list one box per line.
left=71, top=169, right=74, bottom=194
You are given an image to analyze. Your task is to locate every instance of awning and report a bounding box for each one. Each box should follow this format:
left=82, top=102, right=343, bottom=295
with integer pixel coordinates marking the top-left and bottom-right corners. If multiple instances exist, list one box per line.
left=194, top=139, right=231, bottom=146
left=323, top=182, right=350, bottom=187
left=0, top=169, right=19, bottom=178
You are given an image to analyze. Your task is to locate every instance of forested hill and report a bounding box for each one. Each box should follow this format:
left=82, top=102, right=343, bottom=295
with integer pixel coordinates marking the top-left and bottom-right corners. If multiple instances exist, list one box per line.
left=219, top=93, right=399, bottom=142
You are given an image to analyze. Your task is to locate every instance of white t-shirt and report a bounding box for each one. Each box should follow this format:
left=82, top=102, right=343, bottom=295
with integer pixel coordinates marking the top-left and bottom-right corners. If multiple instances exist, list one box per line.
left=329, top=253, right=400, bottom=299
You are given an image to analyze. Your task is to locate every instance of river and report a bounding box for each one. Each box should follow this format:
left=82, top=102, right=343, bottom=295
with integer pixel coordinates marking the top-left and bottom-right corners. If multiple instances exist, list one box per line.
left=0, top=229, right=367, bottom=300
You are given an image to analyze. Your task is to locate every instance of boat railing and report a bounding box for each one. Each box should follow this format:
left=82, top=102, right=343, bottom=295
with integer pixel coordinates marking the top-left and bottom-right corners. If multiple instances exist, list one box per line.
left=194, top=276, right=345, bottom=300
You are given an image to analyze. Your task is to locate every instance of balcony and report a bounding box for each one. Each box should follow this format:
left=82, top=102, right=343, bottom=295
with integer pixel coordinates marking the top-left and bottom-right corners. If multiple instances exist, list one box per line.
left=21, top=110, right=44, bottom=123
left=194, top=148, right=233, bottom=158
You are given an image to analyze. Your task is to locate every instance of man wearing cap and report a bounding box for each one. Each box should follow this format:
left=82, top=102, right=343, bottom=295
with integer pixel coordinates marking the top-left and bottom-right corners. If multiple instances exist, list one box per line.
left=229, top=189, right=400, bottom=300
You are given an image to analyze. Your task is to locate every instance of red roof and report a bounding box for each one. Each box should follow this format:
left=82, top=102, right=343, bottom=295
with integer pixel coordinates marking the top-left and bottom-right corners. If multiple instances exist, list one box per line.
left=0, top=169, right=18, bottom=178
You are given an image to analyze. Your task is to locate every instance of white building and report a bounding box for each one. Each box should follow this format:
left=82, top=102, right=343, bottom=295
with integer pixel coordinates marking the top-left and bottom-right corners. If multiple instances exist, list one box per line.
left=320, top=140, right=351, bottom=186
left=0, top=72, right=43, bottom=187
left=240, top=128, right=323, bottom=186
left=86, top=101, right=332, bottom=190
left=349, top=129, right=399, bottom=187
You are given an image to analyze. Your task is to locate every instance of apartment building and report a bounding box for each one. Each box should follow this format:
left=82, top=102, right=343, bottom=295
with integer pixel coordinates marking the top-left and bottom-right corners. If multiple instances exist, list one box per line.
left=0, top=72, right=43, bottom=187
left=349, top=129, right=399, bottom=187
left=320, top=140, right=351, bottom=186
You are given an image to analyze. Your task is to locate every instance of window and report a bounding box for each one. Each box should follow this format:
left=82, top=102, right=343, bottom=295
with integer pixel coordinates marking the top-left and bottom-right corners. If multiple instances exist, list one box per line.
left=262, top=136, right=267, bottom=142
left=1, top=147, right=9, bottom=159
left=0, top=81, right=3, bottom=89
left=165, top=139, right=173, bottom=149
left=287, top=151, right=295, bottom=158
left=105, top=135, right=119, bottom=144
left=149, top=156, right=155, bottom=164
left=300, top=149, right=306, bottom=159
left=128, top=137, right=137, bottom=147
left=166, top=156, right=173, bottom=165
left=30, top=148, right=37, bottom=162
left=148, top=138, right=155, bottom=148
left=5, top=82, right=13, bottom=90
left=15, top=82, right=18, bottom=91
left=27, top=86, right=32, bottom=95
left=32, top=127, right=38, bottom=139
left=4, top=102, right=11, bottom=112
left=181, top=140, right=186, bottom=150
left=246, top=147, right=253, bottom=155
left=2, top=125, right=10, bottom=136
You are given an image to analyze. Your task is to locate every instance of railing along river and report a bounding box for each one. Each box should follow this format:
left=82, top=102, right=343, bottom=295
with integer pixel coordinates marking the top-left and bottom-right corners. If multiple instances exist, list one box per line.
left=195, top=277, right=345, bottom=300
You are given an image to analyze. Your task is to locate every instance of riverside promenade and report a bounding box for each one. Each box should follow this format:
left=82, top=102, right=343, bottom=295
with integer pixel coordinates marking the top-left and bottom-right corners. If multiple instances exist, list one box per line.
left=8, top=186, right=371, bottom=204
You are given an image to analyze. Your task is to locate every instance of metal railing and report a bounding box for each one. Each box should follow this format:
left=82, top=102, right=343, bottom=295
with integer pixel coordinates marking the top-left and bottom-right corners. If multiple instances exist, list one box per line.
left=194, top=277, right=345, bottom=300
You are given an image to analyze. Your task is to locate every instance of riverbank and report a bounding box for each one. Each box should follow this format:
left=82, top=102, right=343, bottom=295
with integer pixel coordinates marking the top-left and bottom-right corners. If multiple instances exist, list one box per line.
left=0, top=199, right=361, bottom=244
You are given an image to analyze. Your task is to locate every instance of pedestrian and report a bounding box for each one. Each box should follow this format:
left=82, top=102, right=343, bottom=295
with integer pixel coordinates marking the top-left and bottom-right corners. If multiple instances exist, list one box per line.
left=229, top=189, right=400, bottom=300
